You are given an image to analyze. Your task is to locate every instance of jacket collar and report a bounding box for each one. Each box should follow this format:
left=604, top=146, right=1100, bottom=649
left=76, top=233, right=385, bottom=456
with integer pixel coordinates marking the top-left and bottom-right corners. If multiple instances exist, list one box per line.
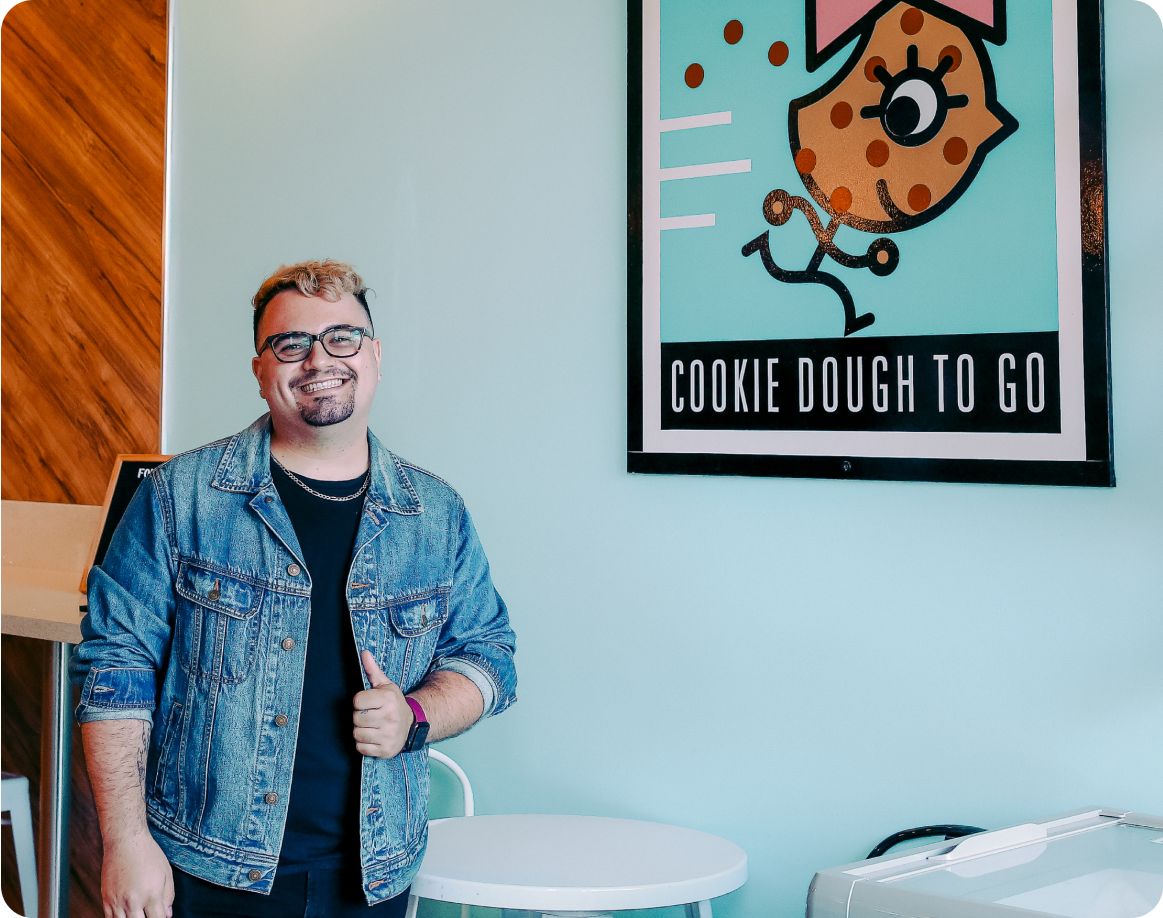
left=211, top=414, right=422, bottom=516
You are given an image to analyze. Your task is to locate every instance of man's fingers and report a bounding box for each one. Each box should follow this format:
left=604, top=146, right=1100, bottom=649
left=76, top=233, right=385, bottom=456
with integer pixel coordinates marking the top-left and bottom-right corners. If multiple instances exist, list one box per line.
left=360, top=650, right=391, bottom=687
left=353, top=708, right=385, bottom=725
left=146, top=886, right=171, bottom=918
left=353, top=687, right=390, bottom=713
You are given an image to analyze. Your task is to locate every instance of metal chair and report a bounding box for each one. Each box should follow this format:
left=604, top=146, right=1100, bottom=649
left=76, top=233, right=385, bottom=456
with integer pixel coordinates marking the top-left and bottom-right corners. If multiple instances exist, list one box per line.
left=427, top=748, right=474, bottom=821
left=1, top=773, right=39, bottom=918
left=407, top=750, right=474, bottom=918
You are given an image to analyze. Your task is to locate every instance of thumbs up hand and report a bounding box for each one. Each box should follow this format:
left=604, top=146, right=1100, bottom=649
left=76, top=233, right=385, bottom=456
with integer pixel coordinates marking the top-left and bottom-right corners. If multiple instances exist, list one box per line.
left=353, top=650, right=412, bottom=758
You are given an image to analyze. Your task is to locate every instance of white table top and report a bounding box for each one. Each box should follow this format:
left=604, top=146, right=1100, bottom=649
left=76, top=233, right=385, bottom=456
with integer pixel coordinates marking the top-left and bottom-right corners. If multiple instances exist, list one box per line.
left=412, top=814, right=747, bottom=911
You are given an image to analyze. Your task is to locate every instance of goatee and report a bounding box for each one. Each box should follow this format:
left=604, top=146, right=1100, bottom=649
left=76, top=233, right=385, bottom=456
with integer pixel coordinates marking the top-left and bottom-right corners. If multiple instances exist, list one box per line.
left=294, top=368, right=357, bottom=427
left=300, top=393, right=356, bottom=427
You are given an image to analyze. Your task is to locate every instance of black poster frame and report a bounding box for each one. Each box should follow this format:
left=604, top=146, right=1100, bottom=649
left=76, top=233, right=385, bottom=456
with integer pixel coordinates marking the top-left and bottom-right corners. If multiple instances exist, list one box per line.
left=627, top=0, right=1113, bottom=486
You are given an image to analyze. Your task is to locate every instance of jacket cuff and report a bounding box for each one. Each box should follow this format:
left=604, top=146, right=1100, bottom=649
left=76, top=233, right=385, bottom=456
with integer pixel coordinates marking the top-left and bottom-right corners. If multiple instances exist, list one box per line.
left=74, top=667, right=157, bottom=723
left=429, top=657, right=496, bottom=716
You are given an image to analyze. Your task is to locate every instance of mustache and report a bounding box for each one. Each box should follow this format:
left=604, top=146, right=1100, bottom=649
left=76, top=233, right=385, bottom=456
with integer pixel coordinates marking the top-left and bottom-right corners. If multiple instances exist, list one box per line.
left=291, top=366, right=357, bottom=389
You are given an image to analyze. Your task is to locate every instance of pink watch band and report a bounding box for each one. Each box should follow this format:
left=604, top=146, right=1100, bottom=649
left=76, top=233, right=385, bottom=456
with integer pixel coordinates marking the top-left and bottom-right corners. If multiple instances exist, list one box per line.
left=405, top=697, right=427, bottom=724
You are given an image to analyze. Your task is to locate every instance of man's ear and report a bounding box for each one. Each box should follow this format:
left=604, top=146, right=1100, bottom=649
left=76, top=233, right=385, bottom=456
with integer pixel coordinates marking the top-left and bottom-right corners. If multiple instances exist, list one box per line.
left=252, top=355, right=266, bottom=399
left=372, top=337, right=383, bottom=380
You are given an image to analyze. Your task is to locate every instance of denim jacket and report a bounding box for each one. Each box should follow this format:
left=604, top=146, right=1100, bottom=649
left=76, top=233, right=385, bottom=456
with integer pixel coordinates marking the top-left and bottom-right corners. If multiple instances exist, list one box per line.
left=71, top=416, right=517, bottom=903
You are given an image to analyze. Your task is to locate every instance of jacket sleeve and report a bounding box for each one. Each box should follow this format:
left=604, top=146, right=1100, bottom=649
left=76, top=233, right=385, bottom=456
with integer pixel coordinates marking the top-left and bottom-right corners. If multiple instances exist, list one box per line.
left=70, top=474, right=176, bottom=724
left=428, top=503, right=517, bottom=717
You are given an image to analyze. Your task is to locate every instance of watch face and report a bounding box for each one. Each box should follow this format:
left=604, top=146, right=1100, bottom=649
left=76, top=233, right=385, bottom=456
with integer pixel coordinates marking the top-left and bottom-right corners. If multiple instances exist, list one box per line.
left=405, top=720, right=430, bottom=752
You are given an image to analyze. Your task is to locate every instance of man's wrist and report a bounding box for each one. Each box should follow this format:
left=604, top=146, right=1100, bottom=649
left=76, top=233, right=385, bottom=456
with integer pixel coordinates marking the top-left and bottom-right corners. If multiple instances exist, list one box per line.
left=103, top=824, right=156, bottom=852
left=405, top=696, right=426, bottom=725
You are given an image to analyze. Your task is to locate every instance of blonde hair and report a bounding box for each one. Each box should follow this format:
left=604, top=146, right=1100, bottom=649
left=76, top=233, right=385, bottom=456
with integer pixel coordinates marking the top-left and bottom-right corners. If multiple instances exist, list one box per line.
left=252, top=259, right=372, bottom=346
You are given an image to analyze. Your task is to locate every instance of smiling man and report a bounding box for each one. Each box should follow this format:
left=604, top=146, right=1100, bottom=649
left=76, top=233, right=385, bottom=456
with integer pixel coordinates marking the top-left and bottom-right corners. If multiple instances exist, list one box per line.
left=71, top=261, right=517, bottom=918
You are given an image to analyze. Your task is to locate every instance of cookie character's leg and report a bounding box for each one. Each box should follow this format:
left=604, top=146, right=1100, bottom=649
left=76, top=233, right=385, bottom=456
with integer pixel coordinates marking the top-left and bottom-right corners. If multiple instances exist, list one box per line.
left=743, top=232, right=875, bottom=336
left=744, top=189, right=892, bottom=336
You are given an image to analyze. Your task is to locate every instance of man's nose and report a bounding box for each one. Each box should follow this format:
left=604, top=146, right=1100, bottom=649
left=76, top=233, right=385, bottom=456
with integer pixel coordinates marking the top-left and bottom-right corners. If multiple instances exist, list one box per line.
left=301, top=338, right=331, bottom=368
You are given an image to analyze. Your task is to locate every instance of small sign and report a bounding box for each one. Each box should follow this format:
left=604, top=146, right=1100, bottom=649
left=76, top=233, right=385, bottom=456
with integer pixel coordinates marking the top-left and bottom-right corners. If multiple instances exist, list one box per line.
left=80, top=454, right=170, bottom=592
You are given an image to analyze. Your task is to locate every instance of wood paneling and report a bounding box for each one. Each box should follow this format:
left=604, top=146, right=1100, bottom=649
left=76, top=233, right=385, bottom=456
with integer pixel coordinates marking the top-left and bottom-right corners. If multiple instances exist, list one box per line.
left=2, top=0, right=166, bottom=505
left=2, top=1, right=167, bottom=915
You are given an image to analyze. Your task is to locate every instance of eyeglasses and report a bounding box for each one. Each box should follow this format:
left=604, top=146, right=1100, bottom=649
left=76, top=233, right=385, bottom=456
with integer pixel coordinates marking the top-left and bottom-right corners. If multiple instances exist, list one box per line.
left=257, top=325, right=372, bottom=363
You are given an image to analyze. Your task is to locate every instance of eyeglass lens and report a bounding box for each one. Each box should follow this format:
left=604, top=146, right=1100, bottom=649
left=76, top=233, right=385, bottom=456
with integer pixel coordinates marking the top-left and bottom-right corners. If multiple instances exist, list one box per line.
left=271, top=327, right=364, bottom=362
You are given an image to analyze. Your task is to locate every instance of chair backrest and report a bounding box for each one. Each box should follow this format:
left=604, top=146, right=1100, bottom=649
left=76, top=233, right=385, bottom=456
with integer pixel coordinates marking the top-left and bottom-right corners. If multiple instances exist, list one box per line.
left=428, top=748, right=474, bottom=819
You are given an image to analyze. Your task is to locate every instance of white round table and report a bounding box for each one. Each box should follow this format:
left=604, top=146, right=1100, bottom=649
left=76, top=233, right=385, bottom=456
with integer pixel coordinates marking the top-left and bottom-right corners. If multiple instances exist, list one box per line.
left=406, top=814, right=747, bottom=918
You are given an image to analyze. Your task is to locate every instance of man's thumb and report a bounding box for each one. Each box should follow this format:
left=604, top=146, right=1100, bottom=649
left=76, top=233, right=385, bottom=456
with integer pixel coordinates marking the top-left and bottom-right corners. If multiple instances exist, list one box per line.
left=361, top=650, right=391, bottom=687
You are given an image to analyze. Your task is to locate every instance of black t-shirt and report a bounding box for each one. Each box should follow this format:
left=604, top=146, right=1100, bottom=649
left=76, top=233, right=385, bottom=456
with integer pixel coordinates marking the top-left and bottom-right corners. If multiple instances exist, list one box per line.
left=271, top=459, right=367, bottom=873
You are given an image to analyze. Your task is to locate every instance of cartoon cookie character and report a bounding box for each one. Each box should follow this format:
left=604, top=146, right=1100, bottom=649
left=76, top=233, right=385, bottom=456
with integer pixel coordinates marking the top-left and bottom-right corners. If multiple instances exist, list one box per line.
left=744, top=0, right=1017, bottom=335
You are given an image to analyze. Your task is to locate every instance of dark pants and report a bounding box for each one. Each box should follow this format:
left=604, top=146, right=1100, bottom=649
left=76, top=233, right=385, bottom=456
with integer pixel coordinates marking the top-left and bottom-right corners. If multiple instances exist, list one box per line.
left=172, top=866, right=411, bottom=918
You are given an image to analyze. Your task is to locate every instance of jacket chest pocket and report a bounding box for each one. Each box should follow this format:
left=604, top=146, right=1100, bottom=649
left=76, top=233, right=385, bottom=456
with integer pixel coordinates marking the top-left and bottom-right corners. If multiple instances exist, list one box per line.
left=175, top=562, right=265, bottom=684
left=383, top=591, right=449, bottom=688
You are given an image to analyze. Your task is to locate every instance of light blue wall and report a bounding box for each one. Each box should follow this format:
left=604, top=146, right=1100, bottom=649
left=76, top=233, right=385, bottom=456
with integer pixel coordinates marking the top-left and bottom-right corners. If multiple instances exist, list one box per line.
left=164, top=3, right=1163, bottom=916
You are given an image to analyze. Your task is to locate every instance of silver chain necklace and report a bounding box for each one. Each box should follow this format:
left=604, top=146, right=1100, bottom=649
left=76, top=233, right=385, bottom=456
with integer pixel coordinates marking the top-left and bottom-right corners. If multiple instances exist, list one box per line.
left=272, top=455, right=370, bottom=502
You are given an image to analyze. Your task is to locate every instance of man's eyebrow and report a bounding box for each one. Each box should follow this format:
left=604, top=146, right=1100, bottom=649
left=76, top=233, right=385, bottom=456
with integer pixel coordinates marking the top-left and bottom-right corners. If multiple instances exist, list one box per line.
left=272, top=324, right=362, bottom=337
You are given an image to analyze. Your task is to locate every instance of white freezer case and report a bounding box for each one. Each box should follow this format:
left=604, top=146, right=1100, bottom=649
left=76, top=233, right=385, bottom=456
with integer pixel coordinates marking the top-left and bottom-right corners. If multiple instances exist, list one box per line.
left=808, top=808, right=1163, bottom=918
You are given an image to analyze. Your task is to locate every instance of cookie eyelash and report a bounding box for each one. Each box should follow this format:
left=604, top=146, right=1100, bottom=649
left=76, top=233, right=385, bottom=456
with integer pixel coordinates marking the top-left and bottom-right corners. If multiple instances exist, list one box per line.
left=934, top=51, right=957, bottom=81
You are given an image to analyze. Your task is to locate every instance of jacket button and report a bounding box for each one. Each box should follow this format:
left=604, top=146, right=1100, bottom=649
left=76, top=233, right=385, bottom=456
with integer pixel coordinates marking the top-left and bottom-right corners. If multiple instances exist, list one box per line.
left=207, top=589, right=221, bottom=602
left=264, top=792, right=278, bottom=805
left=287, top=563, right=301, bottom=577
left=264, top=496, right=273, bottom=504
left=281, top=637, right=295, bottom=651
left=248, top=869, right=262, bottom=881
left=274, top=714, right=288, bottom=727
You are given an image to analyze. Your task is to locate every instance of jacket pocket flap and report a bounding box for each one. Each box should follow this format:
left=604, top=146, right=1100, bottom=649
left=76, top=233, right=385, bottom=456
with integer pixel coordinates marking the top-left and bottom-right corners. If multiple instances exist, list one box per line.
left=388, top=592, right=448, bottom=637
left=176, top=563, right=261, bottom=619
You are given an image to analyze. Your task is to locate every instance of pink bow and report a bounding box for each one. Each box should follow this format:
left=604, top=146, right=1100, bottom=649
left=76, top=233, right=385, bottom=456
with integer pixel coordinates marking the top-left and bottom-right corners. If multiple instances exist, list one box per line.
left=812, top=0, right=999, bottom=59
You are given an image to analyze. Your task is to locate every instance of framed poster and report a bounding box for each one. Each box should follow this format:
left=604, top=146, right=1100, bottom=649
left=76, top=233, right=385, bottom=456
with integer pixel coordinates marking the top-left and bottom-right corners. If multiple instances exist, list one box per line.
left=79, top=454, right=171, bottom=591
left=628, top=0, right=1113, bottom=485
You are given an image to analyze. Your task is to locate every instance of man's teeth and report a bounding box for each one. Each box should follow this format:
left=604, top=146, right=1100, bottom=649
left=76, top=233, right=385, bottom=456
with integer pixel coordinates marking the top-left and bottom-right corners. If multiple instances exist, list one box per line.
left=301, top=379, right=345, bottom=393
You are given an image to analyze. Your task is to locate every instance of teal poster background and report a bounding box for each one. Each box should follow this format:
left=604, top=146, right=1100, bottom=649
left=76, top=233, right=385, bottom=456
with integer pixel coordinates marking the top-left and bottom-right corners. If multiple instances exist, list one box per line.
left=658, top=0, right=1059, bottom=342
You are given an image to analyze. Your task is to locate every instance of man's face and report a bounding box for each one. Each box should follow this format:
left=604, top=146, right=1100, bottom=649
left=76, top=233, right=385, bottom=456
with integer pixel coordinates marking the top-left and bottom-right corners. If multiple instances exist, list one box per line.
left=251, top=290, right=382, bottom=437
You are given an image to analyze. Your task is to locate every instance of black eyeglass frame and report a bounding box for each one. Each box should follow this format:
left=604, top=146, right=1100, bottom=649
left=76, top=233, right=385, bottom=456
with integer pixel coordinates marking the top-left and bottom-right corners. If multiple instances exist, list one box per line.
left=257, top=325, right=373, bottom=363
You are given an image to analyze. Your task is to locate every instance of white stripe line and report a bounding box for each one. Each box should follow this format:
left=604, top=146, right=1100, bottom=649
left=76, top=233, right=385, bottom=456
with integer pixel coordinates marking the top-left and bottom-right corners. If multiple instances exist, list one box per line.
left=660, top=111, right=732, bottom=132
left=661, top=214, right=716, bottom=230
left=660, top=159, right=751, bottom=181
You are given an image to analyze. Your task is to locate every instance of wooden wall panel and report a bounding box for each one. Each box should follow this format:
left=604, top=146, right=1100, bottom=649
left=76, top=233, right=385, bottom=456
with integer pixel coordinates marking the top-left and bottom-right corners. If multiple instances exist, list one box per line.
left=2, top=1, right=166, bottom=915
left=2, top=0, right=166, bottom=505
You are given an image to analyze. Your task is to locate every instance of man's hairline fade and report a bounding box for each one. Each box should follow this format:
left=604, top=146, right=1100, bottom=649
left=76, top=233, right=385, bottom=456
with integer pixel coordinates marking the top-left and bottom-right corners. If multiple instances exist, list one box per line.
left=252, top=259, right=374, bottom=350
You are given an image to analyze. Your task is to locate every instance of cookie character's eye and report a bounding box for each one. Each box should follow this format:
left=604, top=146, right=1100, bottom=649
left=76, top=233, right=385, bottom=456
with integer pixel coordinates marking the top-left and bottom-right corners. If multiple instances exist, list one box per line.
left=861, top=44, right=968, bottom=147
left=885, top=79, right=937, bottom=136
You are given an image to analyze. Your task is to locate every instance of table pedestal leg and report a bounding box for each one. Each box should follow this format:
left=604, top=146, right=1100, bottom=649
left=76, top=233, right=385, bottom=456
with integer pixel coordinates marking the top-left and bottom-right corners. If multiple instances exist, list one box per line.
left=685, top=900, right=713, bottom=918
left=38, top=640, right=73, bottom=918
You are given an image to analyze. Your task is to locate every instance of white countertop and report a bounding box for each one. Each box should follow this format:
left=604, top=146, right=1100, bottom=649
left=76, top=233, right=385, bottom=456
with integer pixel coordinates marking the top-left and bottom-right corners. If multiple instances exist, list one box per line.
left=1, top=500, right=100, bottom=643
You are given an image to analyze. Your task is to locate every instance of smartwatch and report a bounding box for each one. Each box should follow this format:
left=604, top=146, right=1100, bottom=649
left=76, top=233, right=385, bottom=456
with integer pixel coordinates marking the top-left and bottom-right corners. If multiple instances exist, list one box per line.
left=402, top=697, right=429, bottom=752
